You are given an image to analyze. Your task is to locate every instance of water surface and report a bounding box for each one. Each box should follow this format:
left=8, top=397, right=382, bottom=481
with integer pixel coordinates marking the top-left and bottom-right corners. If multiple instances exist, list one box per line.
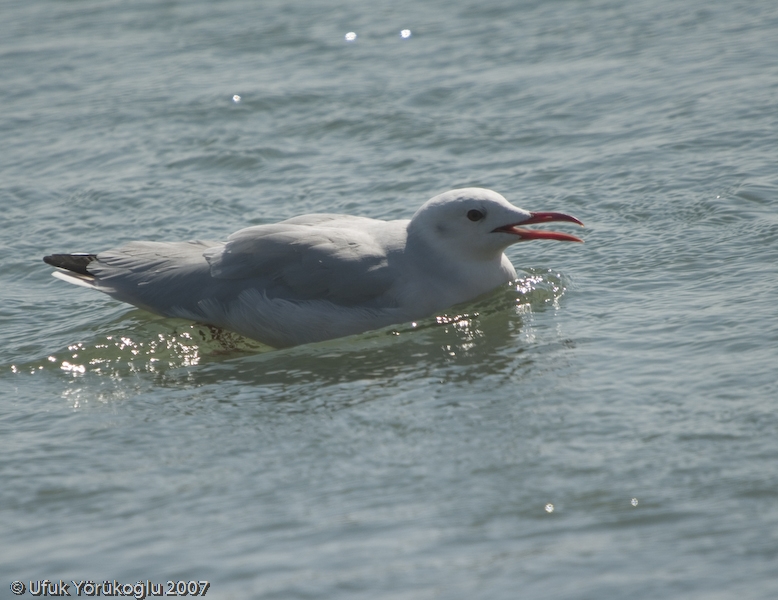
left=2, top=0, right=777, bottom=598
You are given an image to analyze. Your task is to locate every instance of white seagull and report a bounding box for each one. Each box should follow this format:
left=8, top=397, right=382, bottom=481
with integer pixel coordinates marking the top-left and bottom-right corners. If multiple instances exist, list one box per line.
left=44, top=188, right=583, bottom=348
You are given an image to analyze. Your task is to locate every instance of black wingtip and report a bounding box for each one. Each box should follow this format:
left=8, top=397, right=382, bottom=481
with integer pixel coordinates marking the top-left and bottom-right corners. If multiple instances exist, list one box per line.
left=43, top=253, right=97, bottom=276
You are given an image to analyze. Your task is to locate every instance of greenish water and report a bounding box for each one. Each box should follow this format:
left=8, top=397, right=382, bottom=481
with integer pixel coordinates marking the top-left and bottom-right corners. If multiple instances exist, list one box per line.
left=2, top=0, right=777, bottom=598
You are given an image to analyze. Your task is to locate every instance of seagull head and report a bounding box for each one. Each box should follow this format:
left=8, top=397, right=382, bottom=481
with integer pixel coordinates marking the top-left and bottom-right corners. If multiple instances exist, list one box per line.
left=408, top=188, right=583, bottom=261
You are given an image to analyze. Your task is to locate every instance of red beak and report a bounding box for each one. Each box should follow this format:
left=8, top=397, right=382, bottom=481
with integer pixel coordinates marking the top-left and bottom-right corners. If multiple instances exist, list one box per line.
left=493, top=211, right=584, bottom=243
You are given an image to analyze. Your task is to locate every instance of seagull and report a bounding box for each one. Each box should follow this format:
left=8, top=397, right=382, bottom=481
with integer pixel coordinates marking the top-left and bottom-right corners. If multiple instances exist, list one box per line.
left=44, top=188, right=583, bottom=348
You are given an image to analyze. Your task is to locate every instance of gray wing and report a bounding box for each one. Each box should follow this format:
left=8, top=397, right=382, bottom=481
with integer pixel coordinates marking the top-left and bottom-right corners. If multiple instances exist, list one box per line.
left=55, top=217, right=400, bottom=344
left=203, top=218, right=396, bottom=305
left=87, top=240, right=234, bottom=315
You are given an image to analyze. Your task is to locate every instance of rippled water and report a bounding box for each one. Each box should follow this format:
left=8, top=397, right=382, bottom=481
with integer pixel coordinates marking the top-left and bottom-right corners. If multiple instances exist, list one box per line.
left=2, top=0, right=778, bottom=598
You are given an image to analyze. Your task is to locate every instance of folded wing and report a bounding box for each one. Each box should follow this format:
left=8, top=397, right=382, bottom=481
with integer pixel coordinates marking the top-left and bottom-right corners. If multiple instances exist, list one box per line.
left=203, top=216, right=396, bottom=305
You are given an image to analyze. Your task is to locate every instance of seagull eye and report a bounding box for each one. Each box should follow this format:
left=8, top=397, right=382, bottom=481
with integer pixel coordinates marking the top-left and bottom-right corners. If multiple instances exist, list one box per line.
left=467, top=209, right=485, bottom=222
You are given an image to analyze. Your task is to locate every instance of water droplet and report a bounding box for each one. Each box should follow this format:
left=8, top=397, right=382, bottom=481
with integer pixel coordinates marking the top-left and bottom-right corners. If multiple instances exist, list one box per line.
left=631, top=497, right=638, bottom=507
left=345, top=31, right=357, bottom=42
left=545, top=503, right=554, bottom=513
left=232, top=95, right=241, bottom=103
left=400, top=29, right=412, bottom=39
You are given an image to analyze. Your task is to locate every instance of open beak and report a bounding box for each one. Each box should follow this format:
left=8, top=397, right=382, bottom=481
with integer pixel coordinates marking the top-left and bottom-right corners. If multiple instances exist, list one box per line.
left=493, top=211, right=584, bottom=243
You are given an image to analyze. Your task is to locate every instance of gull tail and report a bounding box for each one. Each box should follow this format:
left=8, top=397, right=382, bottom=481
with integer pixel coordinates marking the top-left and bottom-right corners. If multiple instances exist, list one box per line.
left=43, top=253, right=99, bottom=289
